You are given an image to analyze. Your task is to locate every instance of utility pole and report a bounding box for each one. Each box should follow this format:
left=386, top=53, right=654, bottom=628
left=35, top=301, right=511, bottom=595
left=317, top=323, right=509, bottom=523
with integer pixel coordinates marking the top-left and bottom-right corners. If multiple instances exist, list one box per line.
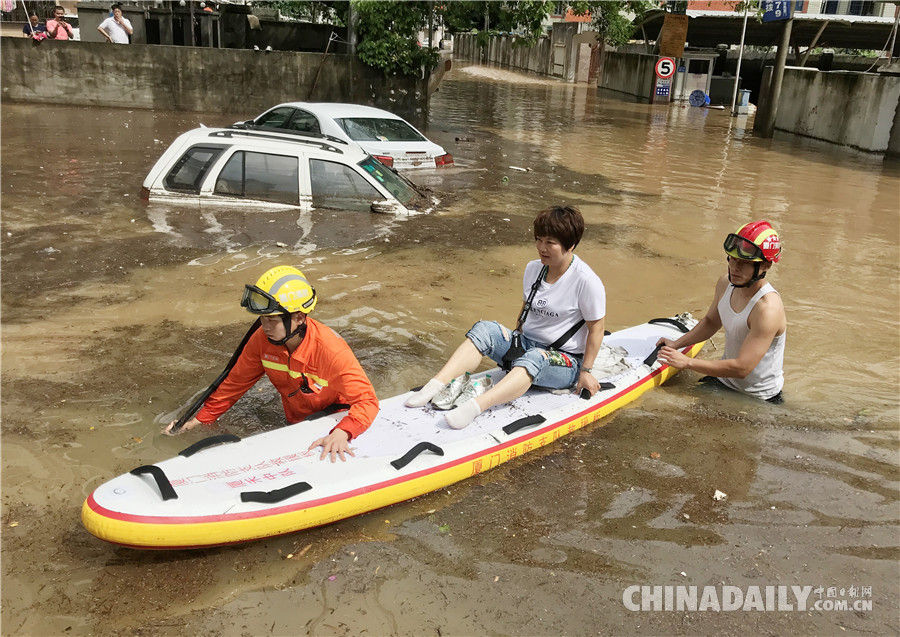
left=428, top=0, right=434, bottom=49
left=189, top=0, right=196, bottom=47
left=347, top=2, right=357, bottom=55
left=889, top=4, right=899, bottom=62
left=482, top=4, right=490, bottom=63
left=730, top=2, right=749, bottom=116
left=760, top=17, right=793, bottom=139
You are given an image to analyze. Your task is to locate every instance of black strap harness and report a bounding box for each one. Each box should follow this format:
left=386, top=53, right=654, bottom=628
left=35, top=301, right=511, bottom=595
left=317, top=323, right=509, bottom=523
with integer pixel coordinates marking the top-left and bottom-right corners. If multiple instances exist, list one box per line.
left=501, top=265, right=588, bottom=371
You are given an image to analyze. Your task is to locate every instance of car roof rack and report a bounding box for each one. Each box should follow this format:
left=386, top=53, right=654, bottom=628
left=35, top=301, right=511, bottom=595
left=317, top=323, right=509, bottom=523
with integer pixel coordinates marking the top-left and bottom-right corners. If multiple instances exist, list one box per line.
left=234, top=124, right=350, bottom=147
left=209, top=129, right=345, bottom=154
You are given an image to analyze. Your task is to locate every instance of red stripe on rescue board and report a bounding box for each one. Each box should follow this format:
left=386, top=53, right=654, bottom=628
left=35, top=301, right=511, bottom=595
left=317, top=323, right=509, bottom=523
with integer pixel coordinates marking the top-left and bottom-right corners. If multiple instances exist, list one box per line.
left=87, top=359, right=675, bottom=526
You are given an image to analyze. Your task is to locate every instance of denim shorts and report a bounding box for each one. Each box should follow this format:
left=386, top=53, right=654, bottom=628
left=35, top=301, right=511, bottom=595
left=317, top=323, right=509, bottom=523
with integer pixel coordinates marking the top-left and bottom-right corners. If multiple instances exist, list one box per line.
left=465, top=320, right=581, bottom=390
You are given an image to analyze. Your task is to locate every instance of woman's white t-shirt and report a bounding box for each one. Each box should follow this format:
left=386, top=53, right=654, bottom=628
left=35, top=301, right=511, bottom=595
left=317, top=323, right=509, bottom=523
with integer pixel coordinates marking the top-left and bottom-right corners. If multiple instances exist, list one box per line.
left=521, top=255, right=606, bottom=354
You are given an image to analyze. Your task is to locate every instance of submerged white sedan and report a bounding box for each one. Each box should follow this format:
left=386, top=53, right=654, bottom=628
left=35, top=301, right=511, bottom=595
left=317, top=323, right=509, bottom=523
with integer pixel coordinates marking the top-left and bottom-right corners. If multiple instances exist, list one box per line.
left=233, top=102, right=453, bottom=171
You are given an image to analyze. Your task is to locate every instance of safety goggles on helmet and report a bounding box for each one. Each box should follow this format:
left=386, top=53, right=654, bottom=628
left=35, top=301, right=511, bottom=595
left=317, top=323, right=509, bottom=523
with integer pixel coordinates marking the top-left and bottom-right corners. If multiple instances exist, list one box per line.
left=723, top=233, right=766, bottom=262
left=240, top=284, right=288, bottom=315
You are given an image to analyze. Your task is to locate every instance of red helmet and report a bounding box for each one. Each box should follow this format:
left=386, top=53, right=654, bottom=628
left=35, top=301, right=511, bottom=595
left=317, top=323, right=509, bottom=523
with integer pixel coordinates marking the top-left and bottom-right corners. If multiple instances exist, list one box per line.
left=723, top=220, right=782, bottom=263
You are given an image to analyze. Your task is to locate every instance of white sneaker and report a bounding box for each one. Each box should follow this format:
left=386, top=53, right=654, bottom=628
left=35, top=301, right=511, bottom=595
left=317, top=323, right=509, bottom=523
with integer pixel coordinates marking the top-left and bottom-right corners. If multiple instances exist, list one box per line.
left=451, top=374, right=492, bottom=408
left=430, top=373, right=469, bottom=410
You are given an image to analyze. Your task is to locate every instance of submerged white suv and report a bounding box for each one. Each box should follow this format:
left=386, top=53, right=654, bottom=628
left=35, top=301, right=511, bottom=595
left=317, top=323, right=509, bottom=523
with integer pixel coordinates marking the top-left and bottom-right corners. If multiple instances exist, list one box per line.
left=141, top=127, right=424, bottom=213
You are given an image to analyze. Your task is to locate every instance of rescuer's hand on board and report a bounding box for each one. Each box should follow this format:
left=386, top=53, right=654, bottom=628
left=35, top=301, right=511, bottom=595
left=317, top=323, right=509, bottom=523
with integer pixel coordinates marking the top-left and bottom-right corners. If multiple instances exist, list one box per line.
left=657, top=345, right=691, bottom=370
left=656, top=337, right=677, bottom=348
left=309, top=428, right=355, bottom=463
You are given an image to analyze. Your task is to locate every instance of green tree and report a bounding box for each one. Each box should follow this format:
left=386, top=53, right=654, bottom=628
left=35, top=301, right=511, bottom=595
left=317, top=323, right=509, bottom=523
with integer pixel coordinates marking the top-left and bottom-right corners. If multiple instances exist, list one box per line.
left=273, top=0, right=348, bottom=24
left=273, top=0, right=438, bottom=76
left=569, top=1, right=655, bottom=48
left=353, top=0, right=439, bottom=76
left=441, top=1, right=503, bottom=35
left=440, top=1, right=563, bottom=46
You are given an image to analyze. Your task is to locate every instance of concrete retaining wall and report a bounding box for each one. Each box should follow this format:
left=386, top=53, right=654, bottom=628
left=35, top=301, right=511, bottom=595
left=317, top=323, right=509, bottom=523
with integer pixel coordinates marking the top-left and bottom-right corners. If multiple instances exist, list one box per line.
left=0, top=37, right=428, bottom=124
left=453, top=27, right=595, bottom=82
left=774, top=67, right=900, bottom=154
left=454, top=33, right=552, bottom=76
left=598, top=51, right=656, bottom=103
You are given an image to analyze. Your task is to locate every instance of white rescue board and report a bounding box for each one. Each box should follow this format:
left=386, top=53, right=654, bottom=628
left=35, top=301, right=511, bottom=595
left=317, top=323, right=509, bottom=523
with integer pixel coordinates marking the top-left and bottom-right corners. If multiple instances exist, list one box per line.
left=82, top=315, right=702, bottom=549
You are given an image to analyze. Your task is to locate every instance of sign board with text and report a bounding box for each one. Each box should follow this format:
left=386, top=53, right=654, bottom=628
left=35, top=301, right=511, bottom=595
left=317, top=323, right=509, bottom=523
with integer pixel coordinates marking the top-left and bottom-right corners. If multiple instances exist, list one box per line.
left=651, top=75, right=672, bottom=104
left=659, top=13, right=689, bottom=58
left=762, top=0, right=794, bottom=22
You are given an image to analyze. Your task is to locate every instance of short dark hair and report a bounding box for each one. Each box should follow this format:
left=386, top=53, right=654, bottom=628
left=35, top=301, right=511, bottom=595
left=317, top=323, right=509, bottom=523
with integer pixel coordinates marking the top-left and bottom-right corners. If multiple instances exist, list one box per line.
left=111, top=3, right=122, bottom=10
left=533, top=205, right=584, bottom=251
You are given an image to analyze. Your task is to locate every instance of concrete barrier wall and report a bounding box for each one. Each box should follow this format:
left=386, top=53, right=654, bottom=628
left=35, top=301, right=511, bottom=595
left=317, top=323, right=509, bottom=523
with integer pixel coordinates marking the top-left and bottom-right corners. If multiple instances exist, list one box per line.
left=454, top=33, right=552, bottom=76
left=889, top=93, right=900, bottom=157
left=774, top=67, right=900, bottom=153
left=599, top=51, right=656, bottom=103
left=0, top=37, right=428, bottom=124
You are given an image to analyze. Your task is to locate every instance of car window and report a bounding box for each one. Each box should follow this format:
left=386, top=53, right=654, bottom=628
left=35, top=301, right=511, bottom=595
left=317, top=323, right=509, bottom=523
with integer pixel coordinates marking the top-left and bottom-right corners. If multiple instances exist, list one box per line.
left=358, top=156, right=419, bottom=206
left=213, top=151, right=299, bottom=205
left=335, top=118, right=426, bottom=143
left=255, top=107, right=295, bottom=129
left=213, top=152, right=244, bottom=195
left=287, top=110, right=321, bottom=134
left=310, top=159, right=383, bottom=212
left=164, top=146, right=224, bottom=192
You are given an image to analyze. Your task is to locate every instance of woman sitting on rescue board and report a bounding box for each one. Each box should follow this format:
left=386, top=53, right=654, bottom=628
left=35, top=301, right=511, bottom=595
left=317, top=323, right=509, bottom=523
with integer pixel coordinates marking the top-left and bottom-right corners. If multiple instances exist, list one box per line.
left=406, top=205, right=607, bottom=429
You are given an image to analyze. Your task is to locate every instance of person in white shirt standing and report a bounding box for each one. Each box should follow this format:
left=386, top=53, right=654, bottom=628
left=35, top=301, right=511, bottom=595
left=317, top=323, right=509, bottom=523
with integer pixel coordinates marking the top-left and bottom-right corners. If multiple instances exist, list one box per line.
left=657, top=220, right=786, bottom=403
left=405, top=205, right=607, bottom=429
left=97, top=4, right=132, bottom=44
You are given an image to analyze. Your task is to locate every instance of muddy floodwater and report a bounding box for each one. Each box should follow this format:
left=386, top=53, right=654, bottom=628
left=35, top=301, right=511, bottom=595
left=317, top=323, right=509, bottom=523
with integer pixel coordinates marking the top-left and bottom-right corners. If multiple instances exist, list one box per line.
left=2, top=64, right=898, bottom=636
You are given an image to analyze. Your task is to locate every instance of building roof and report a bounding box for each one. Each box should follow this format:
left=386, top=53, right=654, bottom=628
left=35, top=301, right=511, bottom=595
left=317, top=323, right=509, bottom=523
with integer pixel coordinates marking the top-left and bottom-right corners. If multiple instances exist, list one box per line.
left=635, top=9, right=900, bottom=51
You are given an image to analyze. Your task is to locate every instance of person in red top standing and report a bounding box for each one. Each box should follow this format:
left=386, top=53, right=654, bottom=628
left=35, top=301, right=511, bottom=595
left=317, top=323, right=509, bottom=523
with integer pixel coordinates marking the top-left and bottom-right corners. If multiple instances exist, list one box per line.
left=164, top=266, right=379, bottom=462
left=46, top=6, right=74, bottom=40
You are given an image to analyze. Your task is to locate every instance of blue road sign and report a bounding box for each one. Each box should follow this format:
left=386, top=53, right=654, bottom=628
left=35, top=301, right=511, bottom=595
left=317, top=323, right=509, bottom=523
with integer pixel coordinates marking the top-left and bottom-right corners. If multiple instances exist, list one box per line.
left=762, top=0, right=794, bottom=22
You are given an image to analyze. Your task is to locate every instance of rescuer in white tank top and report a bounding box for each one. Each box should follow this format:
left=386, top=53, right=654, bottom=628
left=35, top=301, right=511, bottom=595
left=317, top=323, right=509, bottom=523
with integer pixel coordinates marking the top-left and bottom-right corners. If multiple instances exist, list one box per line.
left=656, top=221, right=786, bottom=403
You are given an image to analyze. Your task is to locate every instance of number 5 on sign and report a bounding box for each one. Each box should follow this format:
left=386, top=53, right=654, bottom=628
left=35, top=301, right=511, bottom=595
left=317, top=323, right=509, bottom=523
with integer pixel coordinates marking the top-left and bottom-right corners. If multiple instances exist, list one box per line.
left=655, top=57, right=676, bottom=80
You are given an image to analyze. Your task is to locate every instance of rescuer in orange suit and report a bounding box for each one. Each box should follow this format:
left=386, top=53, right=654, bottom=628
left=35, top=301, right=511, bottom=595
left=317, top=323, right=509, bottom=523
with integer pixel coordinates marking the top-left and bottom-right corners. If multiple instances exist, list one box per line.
left=164, top=266, right=379, bottom=462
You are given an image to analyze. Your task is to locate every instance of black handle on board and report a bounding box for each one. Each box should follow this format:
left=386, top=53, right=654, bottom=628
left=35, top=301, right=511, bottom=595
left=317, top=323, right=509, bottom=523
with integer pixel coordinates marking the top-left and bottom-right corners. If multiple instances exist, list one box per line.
left=179, top=434, right=241, bottom=458
left=648, top=317, right=690, bottom=334
left=240, top=481, right=312, bottom=504
left=643, top=344, right=664, bottom=367
left=502, top=415, right=547, bottom=435
left=579, top=382, right=616, bottom=400
left=130, top=465, right=178, bottom=501
left=390, top=442, right=444, bottom=470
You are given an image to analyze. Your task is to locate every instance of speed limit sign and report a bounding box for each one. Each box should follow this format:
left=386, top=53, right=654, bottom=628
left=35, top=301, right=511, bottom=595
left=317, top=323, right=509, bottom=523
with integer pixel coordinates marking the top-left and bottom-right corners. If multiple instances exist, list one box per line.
left=655, top=57, right=676, bottom=79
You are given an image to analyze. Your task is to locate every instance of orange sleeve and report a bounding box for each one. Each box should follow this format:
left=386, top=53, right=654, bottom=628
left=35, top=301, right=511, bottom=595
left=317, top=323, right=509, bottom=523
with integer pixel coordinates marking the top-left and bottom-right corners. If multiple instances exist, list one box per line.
left=195, top=332, right=265, bottom=424
left=324, top=343, right=379, bottom=441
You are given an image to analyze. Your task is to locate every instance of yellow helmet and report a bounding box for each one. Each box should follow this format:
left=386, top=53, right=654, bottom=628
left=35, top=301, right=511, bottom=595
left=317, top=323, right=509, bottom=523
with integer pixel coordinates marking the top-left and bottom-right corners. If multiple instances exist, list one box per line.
left=240, top=266, right=317, bottom=315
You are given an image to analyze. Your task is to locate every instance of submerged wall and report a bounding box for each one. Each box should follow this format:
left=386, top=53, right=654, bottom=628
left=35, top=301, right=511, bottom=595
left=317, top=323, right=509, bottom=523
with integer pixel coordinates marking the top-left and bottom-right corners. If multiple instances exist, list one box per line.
left=0, top=37, right=428, bottom=124
left=454, top=33, right=553, bottom=77
left=598, top=51, right=656, bottom=103
left=773, top=67, right=900, bottom=154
